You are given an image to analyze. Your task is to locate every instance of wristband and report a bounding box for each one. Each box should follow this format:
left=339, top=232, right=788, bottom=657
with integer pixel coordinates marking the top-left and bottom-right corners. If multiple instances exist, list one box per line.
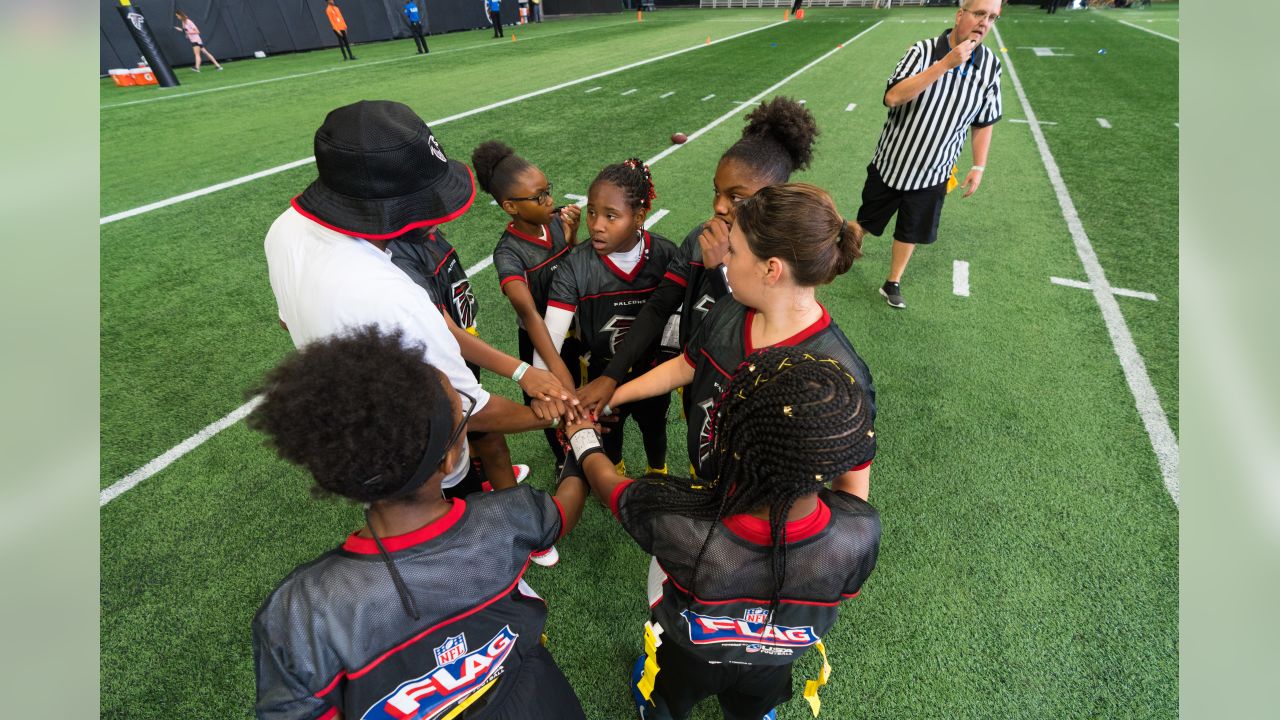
left=970, top=165, right=985, bottom=172
left=511, top=362, right=531, bottom=382
left=569, top=428, right=604, bottom=462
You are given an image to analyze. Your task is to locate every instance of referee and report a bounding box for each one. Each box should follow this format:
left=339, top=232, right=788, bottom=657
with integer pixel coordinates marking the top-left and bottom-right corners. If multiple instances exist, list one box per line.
left=853, top=0, right=1003, bottom=309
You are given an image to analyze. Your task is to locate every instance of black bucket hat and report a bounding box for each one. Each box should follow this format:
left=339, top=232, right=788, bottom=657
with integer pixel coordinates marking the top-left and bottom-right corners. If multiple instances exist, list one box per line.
left=291, top=100, right=476, bottom=240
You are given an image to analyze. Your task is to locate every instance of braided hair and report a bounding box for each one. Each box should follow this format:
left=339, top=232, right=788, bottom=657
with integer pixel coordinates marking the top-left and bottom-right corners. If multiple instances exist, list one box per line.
left=591, top=157, right=656, bottom=211
left=471, top=140, right=533, bottom=202
left=624, top=346, right=876, bottom=618
left=721, top=96, right=819, bottom=185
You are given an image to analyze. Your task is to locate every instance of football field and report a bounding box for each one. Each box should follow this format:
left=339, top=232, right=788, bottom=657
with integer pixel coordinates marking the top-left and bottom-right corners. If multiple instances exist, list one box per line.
left=100, top=5, right=1179, bottom=717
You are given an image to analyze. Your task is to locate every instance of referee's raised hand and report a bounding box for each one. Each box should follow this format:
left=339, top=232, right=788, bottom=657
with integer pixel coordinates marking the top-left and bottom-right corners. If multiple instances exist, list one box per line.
left=945, top=38, right=979, bottom=70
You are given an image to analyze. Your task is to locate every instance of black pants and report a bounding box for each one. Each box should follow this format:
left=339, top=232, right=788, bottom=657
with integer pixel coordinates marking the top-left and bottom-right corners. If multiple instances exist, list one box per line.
left=490, top=9, right=503, bottom=37
left=599, top=375, right=670, bottom=470
left=1047, top=0, right=1060, bottom=13
left=333, top=30, right=354, bottom=59
left=647, top=641, right=793, bottom=720
left=408, top=21, right=428, bottom=53
left=790, top=0, right=803, bottom=13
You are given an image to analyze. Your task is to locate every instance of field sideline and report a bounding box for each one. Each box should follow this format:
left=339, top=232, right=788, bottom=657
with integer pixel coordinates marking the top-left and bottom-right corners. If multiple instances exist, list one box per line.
left=100, top=6, right=1179, bottom=718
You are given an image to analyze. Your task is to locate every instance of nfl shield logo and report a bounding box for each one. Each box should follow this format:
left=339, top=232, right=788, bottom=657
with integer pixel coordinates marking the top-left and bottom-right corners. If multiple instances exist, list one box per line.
left=742, top=607, right=768, bottom=625
left=433, top=633, right=467, bottom=666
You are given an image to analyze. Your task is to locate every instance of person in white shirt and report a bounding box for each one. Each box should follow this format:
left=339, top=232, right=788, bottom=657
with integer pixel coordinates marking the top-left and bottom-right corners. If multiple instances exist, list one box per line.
left=265, top=100, right=576, bottom=504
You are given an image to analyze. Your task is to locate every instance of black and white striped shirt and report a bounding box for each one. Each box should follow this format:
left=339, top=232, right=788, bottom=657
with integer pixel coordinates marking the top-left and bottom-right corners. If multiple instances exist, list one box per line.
left=871, top=30, right=1003, bottom=191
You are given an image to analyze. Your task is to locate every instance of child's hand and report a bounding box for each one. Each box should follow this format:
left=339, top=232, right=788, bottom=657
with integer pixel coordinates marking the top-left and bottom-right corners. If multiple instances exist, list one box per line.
left=565, top=416, right=600, bottom=438
left=577, top=376, right=617, bottom=414
left=698, top=216, right=731, bottom=268
left=558, top=205, right=582, bottom=244
left=520, top=367, right=579, bottom=406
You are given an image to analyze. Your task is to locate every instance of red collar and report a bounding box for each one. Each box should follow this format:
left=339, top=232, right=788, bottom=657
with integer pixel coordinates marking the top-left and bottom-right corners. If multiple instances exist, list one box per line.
left=342, top=499, right=466, bottom=554
left=743, top=304, right=831, bottom=356
left=722, top=498, right=830, bottom=546
left=506, top=222, right=551, bottom=249
left=599, top=230, right=650, bottom=283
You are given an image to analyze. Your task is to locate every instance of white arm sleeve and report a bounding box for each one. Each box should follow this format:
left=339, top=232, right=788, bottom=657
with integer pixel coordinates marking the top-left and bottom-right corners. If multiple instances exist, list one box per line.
left=534, top=306, right=574, bottom=370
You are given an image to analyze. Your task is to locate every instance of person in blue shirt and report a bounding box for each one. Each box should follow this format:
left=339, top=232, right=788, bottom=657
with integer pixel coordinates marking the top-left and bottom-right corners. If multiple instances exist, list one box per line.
left=404, top=0, right=428, bottom=54
left=486, top=0, right=503, bottom=38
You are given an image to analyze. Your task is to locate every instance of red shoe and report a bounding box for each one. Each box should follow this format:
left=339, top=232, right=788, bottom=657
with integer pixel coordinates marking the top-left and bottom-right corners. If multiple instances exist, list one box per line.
left=482, top=464, right=530, bottom=492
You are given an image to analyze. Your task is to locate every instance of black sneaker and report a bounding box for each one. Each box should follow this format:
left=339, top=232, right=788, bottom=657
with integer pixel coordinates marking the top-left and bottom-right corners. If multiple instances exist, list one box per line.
left=880, top=281, right=906, bottom=309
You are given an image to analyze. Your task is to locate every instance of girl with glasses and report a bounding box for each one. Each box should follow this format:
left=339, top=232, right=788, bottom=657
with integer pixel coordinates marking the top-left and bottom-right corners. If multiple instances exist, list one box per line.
left=474, top=140, right=584, bottom=473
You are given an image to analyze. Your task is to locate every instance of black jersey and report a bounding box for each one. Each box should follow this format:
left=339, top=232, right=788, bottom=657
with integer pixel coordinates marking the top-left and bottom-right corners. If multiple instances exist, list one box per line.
left=682, top=298, right=877, bottom=477
left=252, top=486, right=567, bottom=720
left=601, top=225, right=730, bottom=384
left=492, top=221, right=572, bottom=327
left=612, top=482, right=881, bottom=666
left=546, top=230, right=678, bottom=379
left=664, top=224, right=730, bottom=350
left=389, top=228, right=478, bottom=333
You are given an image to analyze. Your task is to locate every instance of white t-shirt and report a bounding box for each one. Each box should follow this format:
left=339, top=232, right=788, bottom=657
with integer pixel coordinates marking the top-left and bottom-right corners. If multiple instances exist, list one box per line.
left=264, top=206, right=490, bottom=489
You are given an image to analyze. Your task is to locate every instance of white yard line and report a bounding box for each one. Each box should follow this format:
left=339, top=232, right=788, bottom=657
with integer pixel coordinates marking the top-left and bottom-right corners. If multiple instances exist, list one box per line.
left=1096, top=117, right=1112, bottom=129
left=1050, top=276, right=1157, bottom=302
left=644, top=208, right=670, bottom=229
left=1114, top=18, right=1180, bottom=43
left=994, top=25, right=1179, bottom=507
left=100, top=397, right=264, bottom=506
left=660, top=91, right=676, bottom=98
left=1010, top=118, right=1057, bottom=126
left=101, top=20, right=882, bottom=506
left=101, top=20, right=640, bottom=110
left=621, top=88, right=638, bottom=95
left=952, top=260, right=970, bottom=297
left=585, top=86, right=602, bottom=93
left=701, top=93, right=716, bottom=101
left=100, top=19, right=788, bottom=226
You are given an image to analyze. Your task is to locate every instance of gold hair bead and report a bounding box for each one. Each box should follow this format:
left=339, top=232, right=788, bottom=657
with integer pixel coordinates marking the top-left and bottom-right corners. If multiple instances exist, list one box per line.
left=747, top=364, right=756, bottom=372
left=782, top=405, right=793, bottom=417
left=867, top=430, right=875, bottom=438
left=815, top=473, right=823, bottom=481
left=733, top=452, right=741, bottom=460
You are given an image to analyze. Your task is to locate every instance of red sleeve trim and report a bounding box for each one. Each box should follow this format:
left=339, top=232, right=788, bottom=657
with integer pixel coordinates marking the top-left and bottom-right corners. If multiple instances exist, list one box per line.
left=841, top=589, right=862, bottom=600
left=851, top=459, right=872, bottom=472
left=663, top=271, right=688, bottom=287
left=500, top=275, right=527, bottom=288
left=547, top=299, right=577, bottom=312
left=551, top=496, right=568, bottom=541
left=609, top=479, right=635, bottom=520
left=682, top=350, right=696, bottom=368
left=318, top=708, right=339, bottom=720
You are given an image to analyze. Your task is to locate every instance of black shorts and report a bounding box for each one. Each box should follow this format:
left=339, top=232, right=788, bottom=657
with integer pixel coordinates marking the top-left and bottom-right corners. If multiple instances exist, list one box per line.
left=856, top=163, right=947, bottom=245
left=649, top=641, right=793, bottom=720
left=190, top=42, right=204, bottom=48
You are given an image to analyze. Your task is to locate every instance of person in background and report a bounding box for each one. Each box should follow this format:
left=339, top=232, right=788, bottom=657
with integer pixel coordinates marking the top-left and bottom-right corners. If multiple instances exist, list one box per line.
left=518, top=0, right=530, bottom=25
left=325, top=0, right=356, bottom=60
left=486, top=0, right=504, bottom=37
left=532, top=0, right=543, bottom=23
left=173, top=11, right=222, bottom=72
left=403, top=0, right=429, bottom=54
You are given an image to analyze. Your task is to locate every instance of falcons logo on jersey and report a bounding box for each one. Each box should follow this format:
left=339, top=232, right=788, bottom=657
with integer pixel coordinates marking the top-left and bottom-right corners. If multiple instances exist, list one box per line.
left=601, top=315, right=636, bottom=355
left=696, top=396, right=717, bottom=467
left=451, top=278, right=476, bottom=331
left=692, top=294, right=717, bottom=316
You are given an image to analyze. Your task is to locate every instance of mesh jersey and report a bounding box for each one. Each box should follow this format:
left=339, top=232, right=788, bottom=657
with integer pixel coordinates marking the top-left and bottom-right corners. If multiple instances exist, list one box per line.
left=664, top=224, right=730, bottom=350
left=252, top=486, right=563, bottom=720
left=389, top=228, right=478, bottom=333
left=492, top=221, right=572, bottom=329
left=682, top=298, right=877, bottom=477
left=546, top=230, right=678, bottom=379
left=613, top=483, right=880, bottom=666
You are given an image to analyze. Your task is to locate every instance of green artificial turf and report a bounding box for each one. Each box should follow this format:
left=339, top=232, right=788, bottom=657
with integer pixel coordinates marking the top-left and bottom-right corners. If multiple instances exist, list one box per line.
left=101, top=6, right=1179, bottom=718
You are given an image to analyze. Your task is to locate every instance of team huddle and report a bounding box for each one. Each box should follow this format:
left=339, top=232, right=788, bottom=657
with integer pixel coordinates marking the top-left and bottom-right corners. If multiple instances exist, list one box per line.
left=252, top=3, right=1003, bottom=719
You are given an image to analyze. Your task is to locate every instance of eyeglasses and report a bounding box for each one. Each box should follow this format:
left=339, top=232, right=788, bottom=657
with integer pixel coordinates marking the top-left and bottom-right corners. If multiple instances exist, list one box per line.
left=961, top=8, right=1000, bottom=23
left=438, top=389, right=476, bottom=459
left=508, top=183, right=554, bottom=205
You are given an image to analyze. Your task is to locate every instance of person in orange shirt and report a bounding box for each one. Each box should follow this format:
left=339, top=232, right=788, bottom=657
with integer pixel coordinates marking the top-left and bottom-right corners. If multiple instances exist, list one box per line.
left=325, top=0, right=356, bottom=61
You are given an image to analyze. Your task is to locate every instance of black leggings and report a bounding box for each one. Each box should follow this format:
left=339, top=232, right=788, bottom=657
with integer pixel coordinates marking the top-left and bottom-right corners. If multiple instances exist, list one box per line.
left=602, top=385, right=670, bottom=471
left=489, top=9, right=503, bottom=37
left=408, top=21, right=428, bottom=53
left=333, top=30, right=354, bottom=59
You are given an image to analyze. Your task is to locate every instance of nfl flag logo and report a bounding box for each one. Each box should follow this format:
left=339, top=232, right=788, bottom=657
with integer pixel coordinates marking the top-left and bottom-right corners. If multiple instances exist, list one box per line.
left=433, top=634, right=467, bottom=666
left=742, top=607, right=768, bottom=625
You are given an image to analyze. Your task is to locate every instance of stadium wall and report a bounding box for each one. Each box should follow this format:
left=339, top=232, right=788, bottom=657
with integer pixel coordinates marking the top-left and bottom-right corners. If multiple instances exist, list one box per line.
left=100, top=0, right=622, bottom=74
